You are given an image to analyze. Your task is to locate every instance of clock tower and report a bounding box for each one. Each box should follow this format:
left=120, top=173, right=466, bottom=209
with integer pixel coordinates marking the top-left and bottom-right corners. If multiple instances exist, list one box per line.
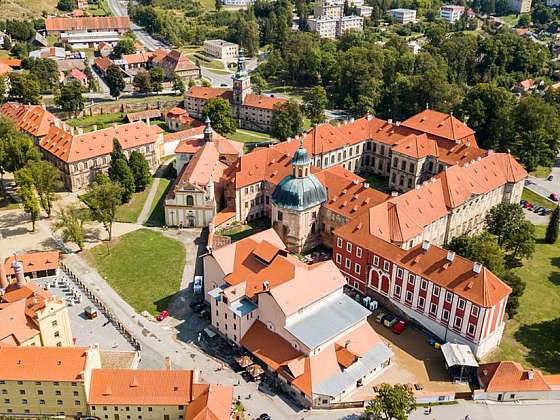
left=232, top=48, right=252, bottom=107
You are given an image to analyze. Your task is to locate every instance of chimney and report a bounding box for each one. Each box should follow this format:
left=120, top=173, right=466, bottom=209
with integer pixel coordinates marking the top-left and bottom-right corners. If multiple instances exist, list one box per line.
left=0, top=259, right=8, bottom=289
left=262, top=280, right=270, bottom=291
left=388, top=118, right=393, bottom=125
left=527, top=370, right=534, bottom=380
left=349, top=117, right=355, bottom=123
left=364, top=182, right=370, bottom=189
left=146, top=118, right=151, bottom=127
left=366, top=112, right=373, bottom=121
left=12, top=259, right=25, bottom=288
left=164, top=356, right=172, bottom=371
left=113, top=123, right=118, bottom=129
left=421, top=240, right=430, bottom=252
left=446, top=250, right=455, bottom=263
left=76, top=127, right=84, bottom=135
left=396, top=121, right=401, bottom=126
left=473, top=262, right=482, bottom=275
left=192, top=368, right=200, bottom=383
left=92, top=124, right=97, bottom=132
left=391, top=191, right=399, bottom=197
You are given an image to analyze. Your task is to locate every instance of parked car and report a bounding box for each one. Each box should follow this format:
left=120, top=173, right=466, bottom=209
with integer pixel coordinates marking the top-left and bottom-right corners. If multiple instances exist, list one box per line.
left=156, top=310, right=169, bottom=321
left=392, top=319, right=407, bottom=334
left=193, top=276, right=203, bottom=295
left=259, top=414, right=271, bottom=420
left=375, top=312, right=387, bottom=323
left=383, top=314, right=398, bottom=328
left=550, top=192, right=559, bottom=202
left=189, top=299, right=204, bottom=310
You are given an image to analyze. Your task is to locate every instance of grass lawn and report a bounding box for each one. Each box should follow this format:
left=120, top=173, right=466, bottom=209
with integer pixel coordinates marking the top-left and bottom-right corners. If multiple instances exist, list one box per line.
left=522, top=188, right=556, bottom=209
left=199, top=0, right=216, bottom=11
left=530, top=166, right=551, bottom=178
left=4, top=0, right=57, bottom=19
left=67, top=112, right=125, bottom=130
left=83, top=229, right=185, bottom=315
left=227, top=129, right=274, bottom=143
left=500, top=14, right=520, bottom=27
left=484, top=225, right=560, bottom=373
left=145, top=177, right=172, bottom=226
left=216, top=218, right=270, bottom=242
left=115, top=181, right=153, bottom=223
left=360, top=172, right=390, bottom=193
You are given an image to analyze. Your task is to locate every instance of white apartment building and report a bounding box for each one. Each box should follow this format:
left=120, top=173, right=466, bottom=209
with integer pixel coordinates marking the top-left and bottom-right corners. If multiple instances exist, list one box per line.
left=440, top=5, right=465, bottom=23
left=308, top=16, right=339, bottom=39
left=357, top=6, right=373, bottom=17
left=338, top=15, right=364, bottom=35
left=203, top=39, right=239, bottom=62
left=389, top=8, right=417, bottom=24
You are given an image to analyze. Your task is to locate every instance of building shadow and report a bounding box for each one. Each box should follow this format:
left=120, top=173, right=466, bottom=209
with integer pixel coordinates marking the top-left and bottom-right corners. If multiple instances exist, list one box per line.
left=514, top=317, right=560, bottom=373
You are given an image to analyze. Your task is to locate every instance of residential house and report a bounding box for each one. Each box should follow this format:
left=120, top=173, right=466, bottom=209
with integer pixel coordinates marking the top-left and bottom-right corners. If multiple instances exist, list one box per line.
left=440, top=5, right=465, bottom=23
left=389, top=9, right=417, bottom=24
left=65, top=68, right=88, bottom=86
left=45, top=16, right=131, bottom=35
left=203, top=39, right=239, bottom=62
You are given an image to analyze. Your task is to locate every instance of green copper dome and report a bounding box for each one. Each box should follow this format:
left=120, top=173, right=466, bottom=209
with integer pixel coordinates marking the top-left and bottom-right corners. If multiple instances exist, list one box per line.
left=271, top=174, right=327, bottom=211
left=291, top=146, right=311, bottom=166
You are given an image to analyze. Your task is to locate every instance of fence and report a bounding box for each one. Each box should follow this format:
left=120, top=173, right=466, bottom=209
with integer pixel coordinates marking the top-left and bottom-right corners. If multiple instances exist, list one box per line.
left=59, top=262, right=142, bottom=351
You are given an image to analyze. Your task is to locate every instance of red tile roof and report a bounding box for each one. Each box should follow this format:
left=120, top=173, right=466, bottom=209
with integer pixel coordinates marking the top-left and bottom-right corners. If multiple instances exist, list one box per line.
left=186, top=383, right=233, bottom=420
left=94, top=56, right=113, bottom=73
left=478, top=362, right=551, bottom=392
left=3, top=251, right=59, bottom=276
left=67, top=68, right=87, bottom=82
left=243, top=94, right=287, bottom=110
left=0, top=102, right=60, bottom=138
left=45, top=16, right=131, bottom=32
left=186, top=86, right=229, bottom=100
left=401, top=109, right=476, bottom=144
left=40, top=122, right=162, bottom=163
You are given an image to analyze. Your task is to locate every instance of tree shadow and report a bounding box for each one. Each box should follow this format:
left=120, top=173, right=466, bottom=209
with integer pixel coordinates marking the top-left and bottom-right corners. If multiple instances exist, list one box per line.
left=514, top=317, right=560, bottom=373
left=548, top=257, right=560, bottom=286
left=153, top=292, right=179, bottom=313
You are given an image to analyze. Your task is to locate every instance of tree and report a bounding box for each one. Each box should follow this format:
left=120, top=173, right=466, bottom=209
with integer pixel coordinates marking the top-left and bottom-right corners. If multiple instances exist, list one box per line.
left=447, top=232, right=506, bottom=277
left=251, top=73, right=266, bottom=95
left=546, top=206, right=560, bottom=244
left=0, top=76, right=7, bottom=100
left=8, top=73, right=40, bottom=104
left=502, top=271, right=526, bottom=318
left=111, top=37, right=135, bottom=58
left=202, top=97, right=236, bottom=135
left=109, top=138, right=126, bottom=169
left=110, top=159, right=135, bottom=202
left=106, top=64, right=126, bottom=99
left=303, top=86, right=328, bottom=125
left=171, top=72, right=185, bottom=95
left=271, top=100, right=304, bottom=140
left=517, top=13, right=531, bottom=28
left=133, top=70, right=151, bottom=95
left=148, top=67, right=165, bottom=94
left=57, top=0, right=76, bottom=11
left=18, top=184, right=40, bottom=231
left=53, top=205, right=87, bottom=252
left=83, top=179, right=123, bottom=241
left=15, top=160, right=62, bottom=217
left=215, top=0, right=223, bottom=10
left=363, top=383, right=415, bottom=420
left=24, top=58, right=59, bottom=94
left=128, top=151, right=151, bottom=192
left=55, top=81, right=84, bottom=117
left=486, top=203, right=535, bottom=263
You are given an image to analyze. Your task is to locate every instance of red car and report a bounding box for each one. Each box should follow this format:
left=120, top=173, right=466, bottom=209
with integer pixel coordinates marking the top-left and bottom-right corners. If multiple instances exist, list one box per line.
left=392, top=319, right=407, bottom=334
left=550, top=193, right=559, bottom=202
left=156, top=310, right=169, bottom=321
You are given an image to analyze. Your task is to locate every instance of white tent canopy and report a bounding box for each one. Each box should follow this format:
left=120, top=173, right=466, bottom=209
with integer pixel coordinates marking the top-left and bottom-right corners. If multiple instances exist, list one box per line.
left=441, top=342, right=478, bottom=368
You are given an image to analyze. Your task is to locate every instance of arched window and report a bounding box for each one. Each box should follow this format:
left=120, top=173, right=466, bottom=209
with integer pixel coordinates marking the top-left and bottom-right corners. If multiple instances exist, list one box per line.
left=186, top=195, right=194, bottom=206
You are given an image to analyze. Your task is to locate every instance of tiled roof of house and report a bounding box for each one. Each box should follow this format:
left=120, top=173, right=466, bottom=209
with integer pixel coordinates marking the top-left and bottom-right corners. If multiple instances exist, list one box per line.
left=0, top=346, right=90, bottom=381
left=243, top=94, right=287, bottom=110
left=392, top=133, right=439, bottom=159
left=401, top=109, right=476, bottom=144
left=89, top=369, right=195, bottom=405
left=40, top=122, right=162, bottom=163
left=125, top=109, right=162, bottom=123
left=0, top=102, right=60, bottom=138
left=159, top=50, right=197, bottom=73
left=229, top=147, right=294, bottom=189
left=174, top=131, right=242, bottom=157
left=0, top=300, right=40, bottom=346
left=67, top=68, right=88, bottom=82
left=122, top=52, right=153, bottom=65
left=0, top=58, right=22, bottom=69
left=167, top=107, right=187, bottom=116
left=175, top=142, right=228, bottom=190
left=94, top=56, right=113, bottom=73
left=478, top=362, right=551, bottom=393
left=185, top=383, right=233, bottom=420
left=0, top=62, right=12, bottom=76
left=3, top=251, right=59, bottom=276
left=45, top=16, right=131, bottom=32
left=186, top=86, right=229, bottom=100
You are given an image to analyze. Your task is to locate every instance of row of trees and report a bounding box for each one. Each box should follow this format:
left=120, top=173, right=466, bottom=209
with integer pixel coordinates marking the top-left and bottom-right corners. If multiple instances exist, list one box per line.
left=447, top=203, right=535, bottom=318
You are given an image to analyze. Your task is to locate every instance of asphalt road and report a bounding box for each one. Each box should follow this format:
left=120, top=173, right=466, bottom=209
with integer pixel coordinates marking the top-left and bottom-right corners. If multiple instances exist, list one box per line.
left=525, top=155, right=560, bottom=204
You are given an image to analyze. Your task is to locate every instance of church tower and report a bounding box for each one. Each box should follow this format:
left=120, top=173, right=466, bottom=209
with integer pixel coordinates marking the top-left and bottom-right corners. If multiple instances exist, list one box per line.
left=232, top=48, right=252, bottom=107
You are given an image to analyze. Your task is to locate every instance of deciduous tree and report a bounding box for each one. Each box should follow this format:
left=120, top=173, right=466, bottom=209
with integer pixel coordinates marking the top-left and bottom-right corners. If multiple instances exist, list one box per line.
left=303, top=86, right=328, bottom=125
left=83, top=179, right=124, bottom=241
left=502, top=271, right=526, bottom=318
left=111, top=37, right=135, bottom=59
left=106, top=64, right=126, bottom=99
left=128, top=151, right=151, bottom=192
left=133, top=70, right=151, bottom=95
left=363, top=383, right=415, bottom=420
left=149, top=67, right=165, bottom=94
left=9, top=73, right=40, bottom=104
left=202, top=97, right=236, bottom=135
left=15, top=160, right=62, bottom=217
left=18, top=184, right=40, bottom=231
left=271, top=100, right=303, bottom=140
left=53, top=205, right=87, bottom=251
left=56, top=81, right=85, bottom=117
left=447, top=232, right=506, bottom=277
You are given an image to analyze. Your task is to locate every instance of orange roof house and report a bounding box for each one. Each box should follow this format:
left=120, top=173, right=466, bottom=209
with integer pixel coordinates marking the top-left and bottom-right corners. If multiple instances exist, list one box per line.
left=401, top=109, right=477, bottom=145
left=45, top=16, right=131, bottom=33
left=3, top=251, right=60, bottom=277
left=477, top=362, right=551, bottom=393
left=0, top=102, right=61, bottom=139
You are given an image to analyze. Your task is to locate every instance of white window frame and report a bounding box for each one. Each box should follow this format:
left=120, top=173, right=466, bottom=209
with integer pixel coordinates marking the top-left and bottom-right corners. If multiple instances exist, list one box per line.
left=346, top=242, right=352, bottom=253
left=356, top=247, right=362, bottom=258
left=337, top=237, right=343, bottom=248
left=383, top=261, right=390, bottom=272
left=355, top=263, right=361, bottom=274
left=394, top=284, right=401, bottom=297
left=433, top=286, right=440, bottom=297
left=405, top=291, right=413, bottom=303
left=442, top=309, right=450, bottom=321
left=458, top=298, right=465, bottom=310
left=454, top=316, right=462, bottom=329
left=445, top=292, right=453, bottom=303
left=373, top=255, right=379, bottom=267
left=396, top=268, right=404, bottom=279
left=467, top=323, right=476, bottom=336
left=408, top=274, right=415, bottom=285
left=353, top=281, right=359, bottom=290
left=471, top=305, right=479, bottom=317
left=345, top=258, right=351, bottom=269
left=430, top=303, right=437, bottom=315
left=418, top=296, right=425, bottom=309
left=335, top=253, right=342, bottom=264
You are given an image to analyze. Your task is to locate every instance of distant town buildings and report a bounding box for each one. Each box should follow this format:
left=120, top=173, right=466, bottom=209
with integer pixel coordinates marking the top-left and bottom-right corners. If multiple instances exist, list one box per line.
left=389, top=8, right=417, bottom=24
left=440, top=5, right=465, bottom=23
left=203, top=39, right=239, bottom=63
left=204, top=229, right=392, bottom=407
left=221, top=0, right=254, bottom=6
left=309, top=0, right=364, bottom=39
left=508, top=0, right=532, bottom=13
left=0, top=345, right=233, bottom=419
left=44, top=16, right=131, bottom=35
left=547, top=0, right=560, bottom=6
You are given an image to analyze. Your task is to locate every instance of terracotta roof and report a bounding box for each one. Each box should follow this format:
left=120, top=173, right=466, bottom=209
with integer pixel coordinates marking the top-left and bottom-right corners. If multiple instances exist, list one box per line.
left=0, top=58, right=22, bottom=68
left=0, top=299, right=40, bottom=346
left=167, top=107, right=187, bottom=117
left=392, top=133, right=439, bottom=159
left=516, top=79, right=535, bottom=91
left=186, top=86, right=229, bottom=100
left=401, top=109, right=476, bottom=144
left=186, top=383, right=233, bottom=420
left=0, top=102, right=60, bottom=138
left=174, top=132, right=242, bottom=157
left=4, top=251, right=59, bottom=276
left=125, top=109, right=162, bottom=123
left=478, top=362, right=551, bottom=393
left=0, top=346, right=90, bottom=381
left=230, top=147, right=293, bottom=189
left=94, top=55, right=113, bottom=73
left=175, top=142, right=228, bottom=190
left=252, top=240, right=281, bottom=263
left=122, top=52, right=153, bottom=65
left=0, top=62, right=12, bottom=76
left=243, top=94, right=287, bottom=110
left=66, top=68, right=87, bottom=82
left=164, top=126, right=205, bottom=144
left=40, top=121, right=162, bottom=163
left=159, top=50, right=197, bottom=73
left=45, top=16, right=131, bottom=32
left=335, top=217, right=511, bottom=307
left=89, top=369, right=195, bottom=405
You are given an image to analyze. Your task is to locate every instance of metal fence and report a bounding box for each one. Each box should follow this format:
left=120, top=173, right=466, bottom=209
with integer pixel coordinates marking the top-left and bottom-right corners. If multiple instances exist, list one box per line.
left=59, top=262, right=142, bottom=351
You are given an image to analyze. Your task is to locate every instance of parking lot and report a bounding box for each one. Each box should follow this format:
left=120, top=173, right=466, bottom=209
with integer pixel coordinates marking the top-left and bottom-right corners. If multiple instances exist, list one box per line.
left=35, top=276, right=135, bottom=352
left=349, top=310, right=470, bottom=401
